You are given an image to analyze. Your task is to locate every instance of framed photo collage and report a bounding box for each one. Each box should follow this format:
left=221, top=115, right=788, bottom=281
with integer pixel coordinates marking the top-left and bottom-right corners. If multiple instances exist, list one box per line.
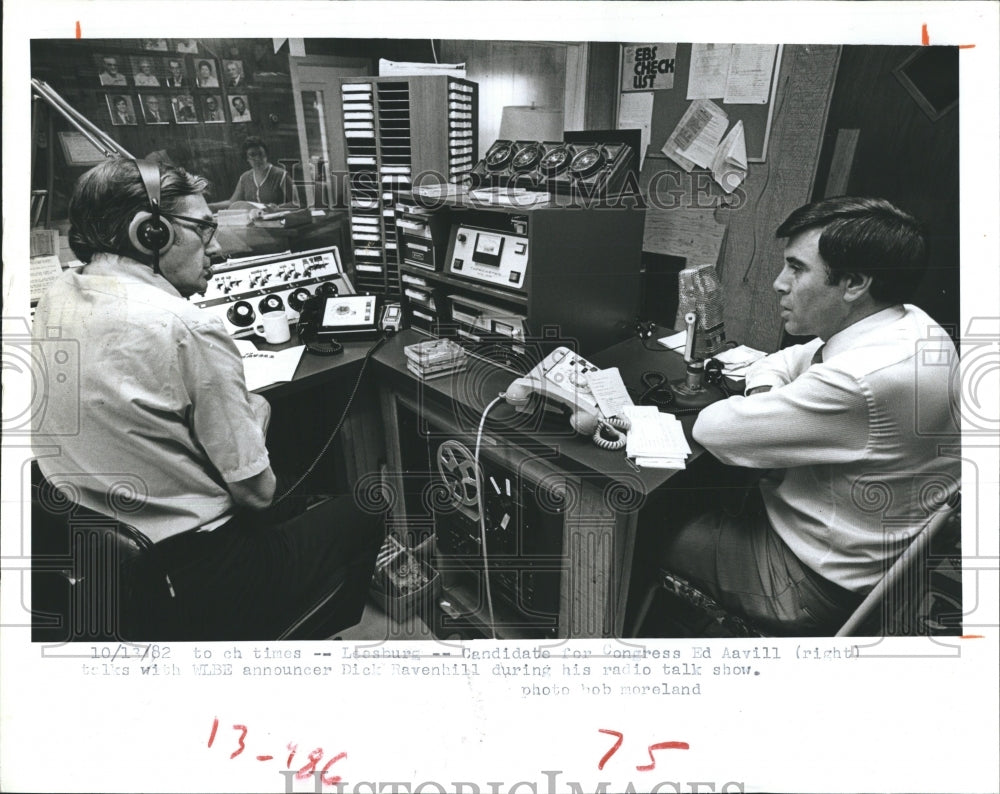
left=96, top=39, right=252, bottom=129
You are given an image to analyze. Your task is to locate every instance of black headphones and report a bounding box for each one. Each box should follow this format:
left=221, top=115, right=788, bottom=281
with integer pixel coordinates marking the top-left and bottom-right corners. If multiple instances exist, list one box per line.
left=127, top=159, right=173, bottom=272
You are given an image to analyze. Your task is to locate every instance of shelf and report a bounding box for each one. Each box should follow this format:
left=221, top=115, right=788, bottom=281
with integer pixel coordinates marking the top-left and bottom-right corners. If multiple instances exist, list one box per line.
left=398, top=263, right=527, bottom=307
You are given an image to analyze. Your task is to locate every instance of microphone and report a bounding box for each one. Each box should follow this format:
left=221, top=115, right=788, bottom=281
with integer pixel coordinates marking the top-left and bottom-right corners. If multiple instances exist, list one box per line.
left=671, top=310, right=725, bottom=409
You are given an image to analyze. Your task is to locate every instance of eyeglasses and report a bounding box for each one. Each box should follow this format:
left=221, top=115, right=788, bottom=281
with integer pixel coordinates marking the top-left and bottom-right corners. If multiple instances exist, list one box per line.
left=160, top=211, right=218, bottom=246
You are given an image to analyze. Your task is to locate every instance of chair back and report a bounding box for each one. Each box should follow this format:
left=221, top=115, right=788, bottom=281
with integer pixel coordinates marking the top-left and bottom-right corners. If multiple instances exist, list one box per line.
left=836, top=496, right=961, bottom=637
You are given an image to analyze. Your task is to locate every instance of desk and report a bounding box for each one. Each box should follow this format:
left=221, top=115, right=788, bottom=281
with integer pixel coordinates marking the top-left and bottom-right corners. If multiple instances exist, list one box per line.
left=259, top=328, right=725, bottom=639
left=371, top=330, right=711, bottom=639
left=252, top=336, right=387, bottom=497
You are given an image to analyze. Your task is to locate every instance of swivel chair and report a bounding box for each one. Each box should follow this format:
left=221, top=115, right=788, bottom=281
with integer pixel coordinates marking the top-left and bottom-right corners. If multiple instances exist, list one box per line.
left=30, top=463, right=358, bottom=642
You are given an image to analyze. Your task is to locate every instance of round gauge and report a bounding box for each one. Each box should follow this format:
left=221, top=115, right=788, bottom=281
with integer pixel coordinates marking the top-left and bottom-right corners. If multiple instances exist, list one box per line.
left=485, top=141, right=515, bottom=171
left=259, top=294, right=284, bottom=313
left=226, top=301, right=255, bottom=327
left=539, top=146, right=572, bottom=176
left=569, top=146, right=606, bottom=179
left=511, top=142, right=543, bottom=172
left=288, top=288, right=311, bottom=312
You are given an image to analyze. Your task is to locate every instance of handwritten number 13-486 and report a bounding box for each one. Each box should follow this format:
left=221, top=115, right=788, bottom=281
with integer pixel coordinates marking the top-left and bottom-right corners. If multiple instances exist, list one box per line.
left=598, top=729, right=690, bottom=771
left=207, top=717, right=346, bottom=785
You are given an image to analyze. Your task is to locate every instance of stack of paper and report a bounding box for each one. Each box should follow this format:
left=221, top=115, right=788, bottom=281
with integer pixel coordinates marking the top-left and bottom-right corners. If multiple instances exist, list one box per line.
left=621, top=405, right=692, bottom=470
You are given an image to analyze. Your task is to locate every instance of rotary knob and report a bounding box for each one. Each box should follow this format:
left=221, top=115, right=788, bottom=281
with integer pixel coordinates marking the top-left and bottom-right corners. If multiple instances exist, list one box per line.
left=227, top=301, right=255, bottom=327
left=288, top=288, right=312, bottom=312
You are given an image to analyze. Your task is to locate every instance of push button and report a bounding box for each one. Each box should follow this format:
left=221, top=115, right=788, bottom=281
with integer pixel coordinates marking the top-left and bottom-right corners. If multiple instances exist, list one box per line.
left=514, top=241, right=527, bottom=256
left=453, top=258, right=464, bottom=270
left=509, top=271, right=521, bottom=283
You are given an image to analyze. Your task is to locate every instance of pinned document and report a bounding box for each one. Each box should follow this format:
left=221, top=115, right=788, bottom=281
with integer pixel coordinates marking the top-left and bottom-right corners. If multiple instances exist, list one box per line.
left=710, top=120, right=748, bottom=193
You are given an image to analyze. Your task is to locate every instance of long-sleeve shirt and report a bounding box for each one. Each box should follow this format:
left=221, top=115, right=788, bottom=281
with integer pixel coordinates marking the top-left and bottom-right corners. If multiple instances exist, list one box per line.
left=693, top=305, right=960, bottom=591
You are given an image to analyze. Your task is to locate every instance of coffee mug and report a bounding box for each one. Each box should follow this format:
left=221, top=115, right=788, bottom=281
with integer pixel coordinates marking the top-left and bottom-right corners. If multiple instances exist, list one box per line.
left=255, top=310, right=291, bottom=344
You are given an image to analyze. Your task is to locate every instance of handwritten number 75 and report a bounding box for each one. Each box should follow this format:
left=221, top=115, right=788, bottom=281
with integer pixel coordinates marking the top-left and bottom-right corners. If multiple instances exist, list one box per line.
left=599, top=729, right=690, bottom=771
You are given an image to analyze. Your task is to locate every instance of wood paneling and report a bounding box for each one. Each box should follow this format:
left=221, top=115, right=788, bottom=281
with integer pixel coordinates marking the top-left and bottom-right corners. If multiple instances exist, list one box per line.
left=440, top=41, right=568, bottom=160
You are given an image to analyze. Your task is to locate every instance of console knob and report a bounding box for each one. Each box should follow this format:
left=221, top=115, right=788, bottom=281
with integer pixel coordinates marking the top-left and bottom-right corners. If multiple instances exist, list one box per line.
left=227, top=301, right=255, bottom=327
left=288, top=288, right=311, bottom=311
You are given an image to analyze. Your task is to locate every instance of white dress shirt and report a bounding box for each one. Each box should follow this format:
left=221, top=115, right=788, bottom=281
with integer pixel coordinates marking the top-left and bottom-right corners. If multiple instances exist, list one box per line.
left=33, top=254, right=271, bottom=543
left=693, top=305, right=960, bottom=591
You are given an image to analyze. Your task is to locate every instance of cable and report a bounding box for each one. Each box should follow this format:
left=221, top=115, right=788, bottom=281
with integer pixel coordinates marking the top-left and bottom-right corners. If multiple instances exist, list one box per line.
left=430, top=39, right=439, bottom=64
left=271, top=334, right=388, bottom=506
left=473, top=394, right=505, bottom=640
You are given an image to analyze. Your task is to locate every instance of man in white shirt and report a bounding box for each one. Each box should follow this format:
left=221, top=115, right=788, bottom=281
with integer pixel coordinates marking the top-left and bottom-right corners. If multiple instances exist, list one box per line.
left=656, top=196, right=960, bottom=635
left=32, top=158, right=383, bottom=640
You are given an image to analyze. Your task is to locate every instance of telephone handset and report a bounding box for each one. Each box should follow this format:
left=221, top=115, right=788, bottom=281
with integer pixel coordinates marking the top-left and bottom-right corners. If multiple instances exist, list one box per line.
left=503, top=346, right=629, bottom=449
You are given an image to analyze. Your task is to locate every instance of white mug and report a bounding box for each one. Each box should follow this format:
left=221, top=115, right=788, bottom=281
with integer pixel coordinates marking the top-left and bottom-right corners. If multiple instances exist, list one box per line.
left=255, top=310, right=291, bottom=344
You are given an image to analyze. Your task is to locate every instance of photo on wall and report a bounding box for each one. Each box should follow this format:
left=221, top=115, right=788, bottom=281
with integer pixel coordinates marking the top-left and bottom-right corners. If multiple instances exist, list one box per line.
left=105, top=93, right=136, bottom=126
left=229, top=93, right=251, bottom=122
left=130, top=55, right=161, bottom=87
left=139, top=94, right=169, bottom=124
left=201, top=94, right=225, bottom=123
left=223, top=58, right=246, bottom=88
left=171, top=93, right=198, bottom=124
left=174, top=38, right=198, bottom=54
left=194, top=58, right=219, bottom=87
left=96, top=53, right=128, bottom=86
left=164, top=56, right=188, bottom=87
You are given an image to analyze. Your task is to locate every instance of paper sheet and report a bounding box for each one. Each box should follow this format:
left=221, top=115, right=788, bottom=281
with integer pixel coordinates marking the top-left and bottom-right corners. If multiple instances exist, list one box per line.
left=724, top=43, right=778, bottom=104
left=687, top=43, right=732, bottom=99
left=657, top=329, right=688, bottom=351
left=710, top=119, right=748, bottom=193
left=616, top=91, right=654, bottom=168
left=662, top=99, right=729, bottom=171
left=583, top=367, right=635, bottom=419
left=29, top=255, right=63, bottom=303
left=713, top=343, right=768, bottom=378
left=233, top=339, right=305, bottom=391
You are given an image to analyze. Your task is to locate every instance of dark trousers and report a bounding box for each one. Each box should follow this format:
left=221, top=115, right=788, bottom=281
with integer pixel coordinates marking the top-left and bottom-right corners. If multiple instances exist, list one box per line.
left=658, top=487, right=861, bottom=635
left=124, top=495, right=384, bottom=641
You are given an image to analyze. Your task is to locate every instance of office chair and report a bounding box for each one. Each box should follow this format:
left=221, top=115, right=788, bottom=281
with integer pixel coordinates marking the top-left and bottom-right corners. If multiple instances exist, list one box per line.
left=30, top=464, right=358, bottom=642
left=628, top=494, right=962, bottom=639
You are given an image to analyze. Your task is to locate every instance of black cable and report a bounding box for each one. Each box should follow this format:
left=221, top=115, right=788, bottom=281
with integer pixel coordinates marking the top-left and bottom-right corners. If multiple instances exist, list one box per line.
left=271, top=334, right=388, bottom=506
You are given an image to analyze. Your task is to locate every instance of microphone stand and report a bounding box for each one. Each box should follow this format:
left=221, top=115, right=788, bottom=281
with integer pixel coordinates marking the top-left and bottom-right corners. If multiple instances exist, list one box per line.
left=671, top=311, right=725, bottom=410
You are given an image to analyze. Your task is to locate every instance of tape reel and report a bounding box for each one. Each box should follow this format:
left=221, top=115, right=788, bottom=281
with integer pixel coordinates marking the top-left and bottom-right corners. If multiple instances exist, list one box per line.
left=437, top=440, right=481, bottom=510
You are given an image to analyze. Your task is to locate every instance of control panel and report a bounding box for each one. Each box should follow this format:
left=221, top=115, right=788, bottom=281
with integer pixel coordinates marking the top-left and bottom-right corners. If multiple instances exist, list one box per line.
left=190, top=246, right=356, bottom=337
left=445, top=225, right=529, bottom=290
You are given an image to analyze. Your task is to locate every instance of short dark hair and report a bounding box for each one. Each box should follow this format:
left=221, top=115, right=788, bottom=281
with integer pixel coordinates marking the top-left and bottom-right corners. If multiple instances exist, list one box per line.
left=242, top=136, right=268, bottom=158
left=198, top=60, right=212, bottom=70
left=68, top=157, right=208, bottom=263
left=775, top=196, right=928, bottom=305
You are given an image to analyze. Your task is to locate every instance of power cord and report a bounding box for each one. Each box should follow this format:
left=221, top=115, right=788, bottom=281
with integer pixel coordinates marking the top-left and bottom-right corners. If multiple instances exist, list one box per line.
left=271, top=334, right=388, bottom=507
left=473, top=395, right=505, bottom=640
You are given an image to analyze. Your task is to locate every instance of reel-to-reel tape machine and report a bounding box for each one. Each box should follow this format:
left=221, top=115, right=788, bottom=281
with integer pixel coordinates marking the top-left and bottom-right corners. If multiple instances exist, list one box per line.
left=469, top=139, right=636, bottom=199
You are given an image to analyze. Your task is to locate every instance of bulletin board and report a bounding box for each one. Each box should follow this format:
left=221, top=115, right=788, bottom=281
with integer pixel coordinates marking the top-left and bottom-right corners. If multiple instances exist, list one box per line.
left=627, top=43, right=782, bottom=163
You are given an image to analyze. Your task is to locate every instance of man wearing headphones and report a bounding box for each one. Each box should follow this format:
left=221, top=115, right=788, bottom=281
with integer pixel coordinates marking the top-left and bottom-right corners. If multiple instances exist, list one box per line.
left=32, top=157, right=383, bottom=640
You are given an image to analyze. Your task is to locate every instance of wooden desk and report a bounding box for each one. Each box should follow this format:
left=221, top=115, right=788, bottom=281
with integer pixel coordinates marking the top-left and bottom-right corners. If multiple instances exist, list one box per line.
left=371, top=330, right=709, bottom=639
